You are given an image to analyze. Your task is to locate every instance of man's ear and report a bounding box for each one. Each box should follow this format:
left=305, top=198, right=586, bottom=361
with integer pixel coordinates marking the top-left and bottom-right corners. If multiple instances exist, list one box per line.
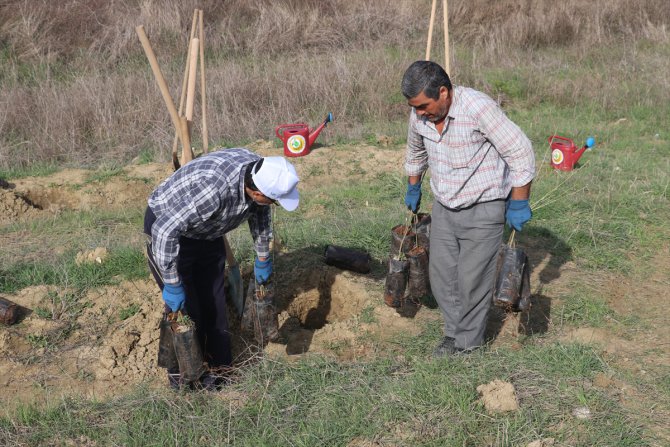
left=249, top=190, right=263, bottom=201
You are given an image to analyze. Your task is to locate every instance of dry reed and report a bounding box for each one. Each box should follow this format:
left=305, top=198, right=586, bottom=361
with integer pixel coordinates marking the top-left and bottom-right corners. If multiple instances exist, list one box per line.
left=0, top=0, right=668, bottom=169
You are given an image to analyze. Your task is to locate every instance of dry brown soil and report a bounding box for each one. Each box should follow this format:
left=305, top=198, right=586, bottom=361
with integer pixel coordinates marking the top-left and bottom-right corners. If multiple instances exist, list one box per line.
left=0, top=141, right=668, bottom=443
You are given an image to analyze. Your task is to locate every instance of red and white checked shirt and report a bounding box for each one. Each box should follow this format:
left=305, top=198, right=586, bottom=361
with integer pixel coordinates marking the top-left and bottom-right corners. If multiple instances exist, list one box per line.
left=405, top=86, right=536, bottom=209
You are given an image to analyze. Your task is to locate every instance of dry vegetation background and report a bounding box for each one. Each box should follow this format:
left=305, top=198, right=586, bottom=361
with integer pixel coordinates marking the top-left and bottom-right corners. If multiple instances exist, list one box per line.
left=0, top=0, right=668, bottom=168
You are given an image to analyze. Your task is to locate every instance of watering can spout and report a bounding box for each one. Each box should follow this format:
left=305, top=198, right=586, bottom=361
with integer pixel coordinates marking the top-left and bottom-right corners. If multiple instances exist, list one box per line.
left=308, top=112, right=333, bottom=148
left=574, top=136, right=596, bottom=163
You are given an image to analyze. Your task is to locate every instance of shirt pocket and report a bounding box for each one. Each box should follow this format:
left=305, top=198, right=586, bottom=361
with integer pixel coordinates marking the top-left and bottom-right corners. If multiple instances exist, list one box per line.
left=415, top=122, right=440, bottom=144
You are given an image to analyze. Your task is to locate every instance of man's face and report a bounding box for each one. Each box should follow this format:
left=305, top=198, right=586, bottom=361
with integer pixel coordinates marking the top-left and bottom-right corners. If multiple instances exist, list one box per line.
left=407, top=86, right=451, bottom=123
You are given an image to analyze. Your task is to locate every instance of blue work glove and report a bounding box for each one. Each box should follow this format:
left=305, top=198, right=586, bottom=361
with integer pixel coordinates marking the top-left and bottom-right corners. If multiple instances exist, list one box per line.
left=506, top=199, right=532, bottom=231
left=162, top=283, right=186, bottom=312
left=404, top=181, right=422, bottom=213
left=254, top=257, right=273, bottom=284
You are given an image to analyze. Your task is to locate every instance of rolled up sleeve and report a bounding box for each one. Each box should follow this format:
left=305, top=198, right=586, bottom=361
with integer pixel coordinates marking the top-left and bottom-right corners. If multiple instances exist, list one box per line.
left=248, top=206, right=272, bottom=259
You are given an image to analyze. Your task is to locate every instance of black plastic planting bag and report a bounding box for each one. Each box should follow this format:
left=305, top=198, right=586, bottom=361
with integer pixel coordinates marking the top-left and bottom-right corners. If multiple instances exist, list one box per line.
left=492, top=244, right=531, bottom=312
left=324, top=245, right=371, bottom=273
left=241, top=280, right=279, bottom=344
left=384, top=257, right=409, bottom=308
left=157, top=313, right=178, bottom=370
left=407, top=246, right=430, bottom=302
left=0, top=296, right=18, bottom=325
left=171, top=317, right=206, bottom=382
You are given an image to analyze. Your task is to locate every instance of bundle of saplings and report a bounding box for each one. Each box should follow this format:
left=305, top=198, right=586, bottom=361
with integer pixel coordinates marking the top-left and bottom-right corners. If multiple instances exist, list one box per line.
left=384, top=213, right=431, bottom=308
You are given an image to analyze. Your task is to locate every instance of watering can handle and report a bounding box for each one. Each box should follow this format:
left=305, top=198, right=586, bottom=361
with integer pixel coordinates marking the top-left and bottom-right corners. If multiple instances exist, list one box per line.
left=275, top=124, right=305, bottom=140
left=548, top=135, right=573, bottom=145
left=275, top=125, right=286, bottom=139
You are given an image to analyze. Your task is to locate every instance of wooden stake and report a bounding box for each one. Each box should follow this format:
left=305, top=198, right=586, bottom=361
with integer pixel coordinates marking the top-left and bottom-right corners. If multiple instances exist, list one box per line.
left=425, top=0, right=437, bottom=60
left=198, top=9, right=208, bottom=154
left=181, top=37, right=199, bottom=166
left=443, top=0, right=450, bottom=74
left=172, top=10, right=199, bottom=169
left=135, top=26, right=188, bottom=157
left=185, top=38, right=199, bottom=122
left=179, top=116, right=191, bottom=165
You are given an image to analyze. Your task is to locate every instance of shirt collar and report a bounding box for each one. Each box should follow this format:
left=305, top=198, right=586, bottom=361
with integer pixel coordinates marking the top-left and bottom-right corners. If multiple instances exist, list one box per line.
left=447, top=85, right=459, bottom=119
left=239, top=162, right=252, bottom=204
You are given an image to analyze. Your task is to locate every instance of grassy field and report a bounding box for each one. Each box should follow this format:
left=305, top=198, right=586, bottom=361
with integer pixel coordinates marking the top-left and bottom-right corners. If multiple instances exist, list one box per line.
left=1, top=0, right=669, bottom=446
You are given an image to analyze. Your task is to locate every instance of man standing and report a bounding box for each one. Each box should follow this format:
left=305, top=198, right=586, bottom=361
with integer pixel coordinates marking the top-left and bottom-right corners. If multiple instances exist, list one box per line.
left=144, top=148, right=299, bottom=388
left=401, top=61, right=535, bottom=356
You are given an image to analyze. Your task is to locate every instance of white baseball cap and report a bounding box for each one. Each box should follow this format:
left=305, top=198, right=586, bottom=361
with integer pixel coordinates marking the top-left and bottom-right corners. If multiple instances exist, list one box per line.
left=251, top=157, right=300, bottom=211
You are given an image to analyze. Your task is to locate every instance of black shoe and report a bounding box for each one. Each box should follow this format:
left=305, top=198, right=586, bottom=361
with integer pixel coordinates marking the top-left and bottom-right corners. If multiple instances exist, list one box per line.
left=432, top=336, right=456, bottom=358
left=194, top=373, right=229, bottom=392
left=453, top=346, right=480, bottom=356
left=168, top=373, right=192, bottom=391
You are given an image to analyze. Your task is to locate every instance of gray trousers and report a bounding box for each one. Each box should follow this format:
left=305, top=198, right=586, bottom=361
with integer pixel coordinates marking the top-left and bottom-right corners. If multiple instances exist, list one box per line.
left=429, top=199, right=504, bottom=350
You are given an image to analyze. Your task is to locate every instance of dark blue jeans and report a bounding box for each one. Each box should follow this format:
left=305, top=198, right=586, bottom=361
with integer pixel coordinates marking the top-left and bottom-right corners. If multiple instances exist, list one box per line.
left=144, top=206, right=232, bottom=368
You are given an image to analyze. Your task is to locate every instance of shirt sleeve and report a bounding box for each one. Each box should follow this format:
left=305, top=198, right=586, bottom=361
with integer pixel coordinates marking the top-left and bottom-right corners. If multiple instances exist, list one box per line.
left=247, top=205, right=272, bottom=259
left=474, top=99, right=536, bottom=187
left=404, top=110, right=429, bottom=177
left=151, top=182, right=222, bottom=285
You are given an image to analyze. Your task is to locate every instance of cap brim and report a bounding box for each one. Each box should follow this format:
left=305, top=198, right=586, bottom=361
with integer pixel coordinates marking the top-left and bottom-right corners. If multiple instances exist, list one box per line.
left=276, top=186, right=299, bottom=212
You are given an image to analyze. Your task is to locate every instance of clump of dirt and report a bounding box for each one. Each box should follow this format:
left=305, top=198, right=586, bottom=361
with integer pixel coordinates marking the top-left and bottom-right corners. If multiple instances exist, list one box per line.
left=476, top=379, right=519, bottom=413
left=0, top=188, right=41, bottom=223
left=75, top=247, right=109, bottom=265
left=527, top=439, right=555, bottom=447
left=0, top=280, right=165, bottom=407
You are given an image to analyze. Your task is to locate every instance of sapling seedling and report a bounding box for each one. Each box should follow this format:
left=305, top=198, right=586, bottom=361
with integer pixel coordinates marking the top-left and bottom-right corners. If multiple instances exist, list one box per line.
left=176, top=312, right=194, bottom=327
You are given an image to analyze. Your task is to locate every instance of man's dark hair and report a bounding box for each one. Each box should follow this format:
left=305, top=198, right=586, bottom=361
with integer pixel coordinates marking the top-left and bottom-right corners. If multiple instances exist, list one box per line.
left=244, top=159, right=264, bottom=191
left=401, top=60, right=452, bottom=100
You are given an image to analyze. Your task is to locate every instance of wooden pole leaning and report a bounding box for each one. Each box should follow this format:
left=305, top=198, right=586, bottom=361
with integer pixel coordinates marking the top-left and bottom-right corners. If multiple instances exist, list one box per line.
left=180, top=37, right=199, bottom=166
left=171, top=9, right=199, bottom=170
left=443, top=0, right=450, bottom=74
left=425, top=0, right=437, bottom=60
left=135, top=26, right=190, bottom=159
left=198, top=9, right=208, bottom=154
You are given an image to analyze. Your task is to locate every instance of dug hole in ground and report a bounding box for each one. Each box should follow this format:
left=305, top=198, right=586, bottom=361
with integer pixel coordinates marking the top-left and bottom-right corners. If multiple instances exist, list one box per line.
left=0, top=142, right=435, bottom=406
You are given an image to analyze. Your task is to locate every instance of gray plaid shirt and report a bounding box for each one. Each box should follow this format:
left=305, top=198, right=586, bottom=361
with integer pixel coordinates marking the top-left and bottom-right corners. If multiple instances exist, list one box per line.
left=148, top=148, right=271, bottom=285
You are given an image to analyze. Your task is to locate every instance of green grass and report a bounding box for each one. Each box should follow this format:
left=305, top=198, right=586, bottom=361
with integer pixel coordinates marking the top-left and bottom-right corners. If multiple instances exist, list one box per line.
left=556, top=289, right=614, bottom=327
left=0, top=246, right=147, bottom=294
left=0, top=163, right=59, bottom=180
left=83, top=166, right=125, bottom=184
left=516, top=101, right=670, bottom=273
left=1, top=131, right=665, bottom=444
left=1, top=41, right=669, bottom=445
left=0, top=208, right=145, bottom=270
left=0, top=341, right=646, bottom=446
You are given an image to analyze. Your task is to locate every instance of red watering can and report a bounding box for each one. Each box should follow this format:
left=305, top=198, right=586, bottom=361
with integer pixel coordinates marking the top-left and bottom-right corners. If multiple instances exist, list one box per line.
left=275, top=113, right=333, bottom=157
left=549, top=135, right=595, bottom=171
